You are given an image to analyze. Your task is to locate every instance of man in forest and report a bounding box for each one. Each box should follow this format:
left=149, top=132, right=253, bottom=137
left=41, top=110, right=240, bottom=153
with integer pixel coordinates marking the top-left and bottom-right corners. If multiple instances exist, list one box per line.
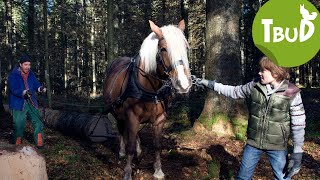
left=8, top=54, right=46, bottom=148
left=195, top=56, right=306, bottom=179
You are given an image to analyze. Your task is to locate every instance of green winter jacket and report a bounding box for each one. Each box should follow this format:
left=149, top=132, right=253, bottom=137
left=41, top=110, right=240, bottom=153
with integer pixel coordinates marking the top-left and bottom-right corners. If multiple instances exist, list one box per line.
left=246, top=80, right=300, bottom=150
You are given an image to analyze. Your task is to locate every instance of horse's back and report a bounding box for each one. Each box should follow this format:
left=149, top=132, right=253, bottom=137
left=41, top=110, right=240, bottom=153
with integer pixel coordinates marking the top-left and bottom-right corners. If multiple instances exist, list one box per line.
left=103, top=57, right=131, bottom=108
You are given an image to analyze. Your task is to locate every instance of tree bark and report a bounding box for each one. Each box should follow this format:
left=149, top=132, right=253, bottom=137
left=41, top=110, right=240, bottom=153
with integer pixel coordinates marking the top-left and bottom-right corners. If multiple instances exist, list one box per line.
left=43, top=0, right=52, bottom=108
left=200, top=0, right=247, bottom=135
left=59, top=1, right=67, bottom=90
left=28, top=0, right=35, bottom=57
left=4, top=0, right=13, bottom=71
left=0, top=84, right=4, bottom=112
left=107, top=0, right=115, bottom=63
left=91, top=9, right=97, bottom=97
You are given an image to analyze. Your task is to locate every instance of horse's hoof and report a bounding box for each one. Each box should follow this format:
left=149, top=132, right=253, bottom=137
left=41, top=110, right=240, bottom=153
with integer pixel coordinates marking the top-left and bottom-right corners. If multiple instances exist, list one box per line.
left=153, top=171, right=165, bottom=180
left=153, top=176, right=165, bottom=180
left=119, top=152, right=126, bottom=159
left=122, top=174, right=132, bottom=180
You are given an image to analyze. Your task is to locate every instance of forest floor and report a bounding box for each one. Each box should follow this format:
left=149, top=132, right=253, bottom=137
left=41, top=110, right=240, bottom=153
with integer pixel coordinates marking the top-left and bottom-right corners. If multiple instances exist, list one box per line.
left=0, top=89, right=319, bottom=180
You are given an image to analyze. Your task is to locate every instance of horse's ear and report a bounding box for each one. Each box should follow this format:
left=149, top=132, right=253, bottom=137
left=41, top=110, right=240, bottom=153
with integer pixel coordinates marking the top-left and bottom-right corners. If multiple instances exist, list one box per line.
left=178, top=20, right=185, bottom=32
left=149, top=20, right=163, bottom=39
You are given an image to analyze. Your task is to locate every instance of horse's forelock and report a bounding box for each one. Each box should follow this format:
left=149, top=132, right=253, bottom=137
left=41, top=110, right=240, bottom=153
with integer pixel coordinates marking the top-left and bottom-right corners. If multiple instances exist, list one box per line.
left=139, top=32, right=159, bottom=73
left=161, top=25, right=190, bottom=69
left=139, top=25, right=190, bottom=74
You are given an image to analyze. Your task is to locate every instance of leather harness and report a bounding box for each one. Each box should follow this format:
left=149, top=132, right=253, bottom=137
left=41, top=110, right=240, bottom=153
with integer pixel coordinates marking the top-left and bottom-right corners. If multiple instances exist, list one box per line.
left=113, top=54, right=173, bottom=107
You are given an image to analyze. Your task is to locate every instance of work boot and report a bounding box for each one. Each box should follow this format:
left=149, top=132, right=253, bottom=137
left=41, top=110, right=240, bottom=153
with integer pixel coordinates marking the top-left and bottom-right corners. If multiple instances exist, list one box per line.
left=37, top=133, right=43, bottom=147
left=15, top=137, right=22, bottom=145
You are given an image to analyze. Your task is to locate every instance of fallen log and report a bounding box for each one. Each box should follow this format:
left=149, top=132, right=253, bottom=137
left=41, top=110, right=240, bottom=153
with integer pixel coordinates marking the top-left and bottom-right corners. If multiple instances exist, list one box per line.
left=3, top=105, right=117, bottom=142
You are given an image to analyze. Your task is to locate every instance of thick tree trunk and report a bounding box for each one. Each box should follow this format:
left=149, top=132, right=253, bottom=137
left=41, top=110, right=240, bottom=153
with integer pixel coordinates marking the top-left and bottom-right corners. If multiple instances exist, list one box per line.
left=200, top=0, right=247, bottom=136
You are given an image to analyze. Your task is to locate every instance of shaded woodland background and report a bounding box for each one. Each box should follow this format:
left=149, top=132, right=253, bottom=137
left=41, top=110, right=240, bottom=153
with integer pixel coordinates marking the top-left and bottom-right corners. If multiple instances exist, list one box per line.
left=0, top=0, right=319, bottom=132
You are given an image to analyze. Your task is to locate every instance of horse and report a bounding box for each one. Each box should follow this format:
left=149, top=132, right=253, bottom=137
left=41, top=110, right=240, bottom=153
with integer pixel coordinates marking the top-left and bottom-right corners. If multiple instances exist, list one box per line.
left=103, top=20, right=192, bottom=180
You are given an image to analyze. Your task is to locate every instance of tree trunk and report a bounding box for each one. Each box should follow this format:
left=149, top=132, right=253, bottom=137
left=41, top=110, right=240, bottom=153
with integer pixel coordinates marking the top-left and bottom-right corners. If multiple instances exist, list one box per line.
left=28, top=0, right=35, bottom=57
left=59, top=1, right=67, bottom=90
left=151, top=0, right=165, bottom=26
left=200, top=0, right=247, bottom=136
left=43, top=0, right=52, bottom=108
left=41, top=109, right=117, bottom=142
left=91, top=10, right=97, bottom=97
left=4, top=0, right=13, bottom=71
left=82, top=0, right=89, bottom=92
left=0, top=84, right=4, bottom=112
left=2, top=105, right=116, bottom=142
left=107, top=0, right=114, bottom=63
left=187, top=0, right=206, bottom=77
left=0, top=144, right=48, bottom=180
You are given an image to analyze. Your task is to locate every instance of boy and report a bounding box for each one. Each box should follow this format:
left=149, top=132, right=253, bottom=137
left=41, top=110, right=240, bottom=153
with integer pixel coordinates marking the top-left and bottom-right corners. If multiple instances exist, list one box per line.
left=197, top=56, right=305, bottom=179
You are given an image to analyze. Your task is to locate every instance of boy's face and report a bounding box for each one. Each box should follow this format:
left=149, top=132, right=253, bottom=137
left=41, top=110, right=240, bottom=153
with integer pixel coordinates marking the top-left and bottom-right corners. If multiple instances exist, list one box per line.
left=259, top=68, right=276, bottom=85
left=20, top=62, right=31, bottom=74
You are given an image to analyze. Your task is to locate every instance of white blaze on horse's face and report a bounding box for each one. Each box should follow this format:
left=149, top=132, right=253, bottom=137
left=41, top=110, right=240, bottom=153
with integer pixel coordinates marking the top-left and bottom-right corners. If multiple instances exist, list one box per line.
left=177, top=65, right=190, bottom=90
left=173, top=63, right=191, bottom=93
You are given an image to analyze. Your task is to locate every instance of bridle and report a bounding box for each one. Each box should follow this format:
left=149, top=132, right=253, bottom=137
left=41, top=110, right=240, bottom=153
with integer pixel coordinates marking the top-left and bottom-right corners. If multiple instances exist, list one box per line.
left=157, top=37, right=184, bottom=76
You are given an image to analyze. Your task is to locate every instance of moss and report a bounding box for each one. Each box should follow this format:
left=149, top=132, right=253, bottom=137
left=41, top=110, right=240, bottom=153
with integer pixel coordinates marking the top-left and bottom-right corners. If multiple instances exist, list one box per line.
left=232, top=117, right=248, bottom=141
left=198, top=113, right=229, bottom=129
left=203, top=159, right=220, bottom=180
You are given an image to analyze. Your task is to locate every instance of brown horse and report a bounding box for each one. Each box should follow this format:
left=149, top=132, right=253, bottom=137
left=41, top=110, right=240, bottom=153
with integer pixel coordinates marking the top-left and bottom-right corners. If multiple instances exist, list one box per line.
left=103, top=20, right=192, bottom=180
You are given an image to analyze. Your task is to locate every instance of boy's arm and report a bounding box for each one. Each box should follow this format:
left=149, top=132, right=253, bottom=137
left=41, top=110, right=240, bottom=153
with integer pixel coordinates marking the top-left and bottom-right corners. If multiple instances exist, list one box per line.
left=213, top=81, right=254, bottom=99
left=290, top=92, right=306, bottom=153
left=285, top=92, right=306, bottom=178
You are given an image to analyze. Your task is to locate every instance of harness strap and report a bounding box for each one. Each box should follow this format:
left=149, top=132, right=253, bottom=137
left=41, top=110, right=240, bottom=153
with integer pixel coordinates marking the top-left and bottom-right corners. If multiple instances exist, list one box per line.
left=115, top=55, right=172, bottom=106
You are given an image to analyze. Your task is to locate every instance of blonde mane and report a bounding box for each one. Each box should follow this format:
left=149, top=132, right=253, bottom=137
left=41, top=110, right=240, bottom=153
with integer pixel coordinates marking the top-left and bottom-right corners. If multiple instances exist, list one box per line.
left=139, top=25, right=190, bottom=73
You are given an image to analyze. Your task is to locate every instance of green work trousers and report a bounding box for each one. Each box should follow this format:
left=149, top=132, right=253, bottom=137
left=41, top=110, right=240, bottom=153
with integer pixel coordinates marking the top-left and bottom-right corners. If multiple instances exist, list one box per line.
left=12, top=100, right=44, bottom=146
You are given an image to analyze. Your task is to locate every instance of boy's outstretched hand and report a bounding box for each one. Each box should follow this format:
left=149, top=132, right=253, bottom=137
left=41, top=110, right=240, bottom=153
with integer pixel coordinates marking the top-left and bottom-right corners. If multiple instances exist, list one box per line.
left=191, top=75, right=212, bottom=89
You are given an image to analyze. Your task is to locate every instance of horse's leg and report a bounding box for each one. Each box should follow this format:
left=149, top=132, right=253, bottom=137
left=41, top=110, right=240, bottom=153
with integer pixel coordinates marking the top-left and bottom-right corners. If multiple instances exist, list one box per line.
left=119, top=135, right=126, bottom=158
left=153, top=117, right=165, bottom=179
left=136, top=135, right=142, bottom=158
left=123, top=112, right=139, bottom=180
left=117, top=121, right=126, bottom=158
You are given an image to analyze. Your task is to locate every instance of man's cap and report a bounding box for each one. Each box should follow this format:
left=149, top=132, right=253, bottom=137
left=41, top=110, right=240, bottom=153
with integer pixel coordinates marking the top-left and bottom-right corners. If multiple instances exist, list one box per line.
left=19, top=54, right=31, bottom=64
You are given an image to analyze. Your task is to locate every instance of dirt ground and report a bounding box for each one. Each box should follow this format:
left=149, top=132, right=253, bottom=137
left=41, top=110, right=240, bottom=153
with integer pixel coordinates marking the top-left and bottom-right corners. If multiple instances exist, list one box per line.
left=1, top=114, right=319, bottom=180
left=0, top=89, right=319, bottom=179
